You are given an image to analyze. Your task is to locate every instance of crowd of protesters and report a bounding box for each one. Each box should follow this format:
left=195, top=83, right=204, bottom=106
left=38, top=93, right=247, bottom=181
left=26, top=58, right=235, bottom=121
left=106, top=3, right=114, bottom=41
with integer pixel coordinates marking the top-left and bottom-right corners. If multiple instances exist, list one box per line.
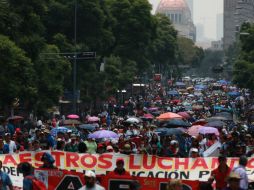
left=0, top=77, right=254, bottom=190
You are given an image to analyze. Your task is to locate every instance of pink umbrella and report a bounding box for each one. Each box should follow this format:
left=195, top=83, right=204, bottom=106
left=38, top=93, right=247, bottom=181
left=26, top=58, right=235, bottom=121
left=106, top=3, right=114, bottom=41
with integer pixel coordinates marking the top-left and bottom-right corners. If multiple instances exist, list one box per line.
left=177, top=112, right=190, bottom=119
left=143, top=113, right=154, bottom=119
left=67, top=114, right=79, bottom=119
left=88, top=116, right=100, bottom=122
left=187, top=125, right=204, bottom=137
left=199, top=127, right=219, bottom=136
left=156, top=112, right=183, bottom=121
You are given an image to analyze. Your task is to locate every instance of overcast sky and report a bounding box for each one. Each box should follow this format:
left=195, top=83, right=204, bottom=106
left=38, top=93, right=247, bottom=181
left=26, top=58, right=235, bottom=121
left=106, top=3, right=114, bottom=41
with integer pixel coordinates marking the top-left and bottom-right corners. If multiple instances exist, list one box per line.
left=149, top=0, right=223, bottom=41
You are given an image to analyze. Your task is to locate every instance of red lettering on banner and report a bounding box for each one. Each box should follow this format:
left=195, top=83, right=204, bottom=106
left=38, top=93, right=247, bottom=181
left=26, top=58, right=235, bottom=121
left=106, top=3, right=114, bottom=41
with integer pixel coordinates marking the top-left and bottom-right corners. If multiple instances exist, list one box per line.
left=66, top=152, right=79, bottom=167
left=80, top=155, right=97, bottom=168
left=229, top=158, right=238, bottom=169
left=98, top=154, right=112, bottom=169
left=34, top=152, right=44, bottom=167
left=129, top=155, right=141, bottom=169
left=143, top=155, right=156, bottom=170
left=211, top=157, right=219, bottom=169
left=247, top=158, right=254, bottom=169
left=19, top=153, right=32, bottom=163
left=51, top=152, right=64, bottom=167
left=157, top=157, right=172, bottom=170
left=175, top=158, right=189, bottom=170
left=3, top=155, right=17, bottom=165
left=191, top=158, right=208, bottom=169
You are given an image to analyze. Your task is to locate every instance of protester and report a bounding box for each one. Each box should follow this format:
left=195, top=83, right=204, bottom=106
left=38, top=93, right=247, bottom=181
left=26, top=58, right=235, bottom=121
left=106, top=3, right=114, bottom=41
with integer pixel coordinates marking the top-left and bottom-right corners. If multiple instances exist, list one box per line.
left=167, top=179, right=183, bottom=190
left=232, top=156, right=248, bottom=190
left=223, top=172, right=244, bottom=190
left=108, top=158, right=131, bottom=176
left=79, top=170, right=105, bottom=190
left=211, top=155, right=231, bottom=190
left=0, top=160, right=13, bottom=190
left=40, top=152, right=57, bottom=169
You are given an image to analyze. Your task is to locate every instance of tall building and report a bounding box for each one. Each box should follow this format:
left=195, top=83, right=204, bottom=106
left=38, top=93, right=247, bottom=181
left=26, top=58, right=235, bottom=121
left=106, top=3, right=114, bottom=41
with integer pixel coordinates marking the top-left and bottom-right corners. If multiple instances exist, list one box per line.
left=156, top=0, right=196, bottom=41
left=185, top=0, right=193, bottom=19
left=216, top=13, right=223, bottom=40
left=196, top=23, right=205, bottom=41
left=224, top=0, right=254, bottom=49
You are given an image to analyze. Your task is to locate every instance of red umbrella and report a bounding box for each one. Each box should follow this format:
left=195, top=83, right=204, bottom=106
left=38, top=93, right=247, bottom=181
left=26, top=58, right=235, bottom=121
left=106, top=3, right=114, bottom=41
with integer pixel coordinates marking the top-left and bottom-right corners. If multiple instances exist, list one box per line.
left=177, top=112, right=190, bottom=119
left=156, top=112, right=183, bottom=121
left=7, top=116, right=23, bottom=121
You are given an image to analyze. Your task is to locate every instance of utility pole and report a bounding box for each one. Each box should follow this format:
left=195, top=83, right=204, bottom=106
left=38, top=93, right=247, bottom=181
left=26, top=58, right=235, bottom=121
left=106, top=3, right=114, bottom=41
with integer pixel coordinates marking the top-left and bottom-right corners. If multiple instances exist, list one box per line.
left=73, top=0, right=77, bottom=114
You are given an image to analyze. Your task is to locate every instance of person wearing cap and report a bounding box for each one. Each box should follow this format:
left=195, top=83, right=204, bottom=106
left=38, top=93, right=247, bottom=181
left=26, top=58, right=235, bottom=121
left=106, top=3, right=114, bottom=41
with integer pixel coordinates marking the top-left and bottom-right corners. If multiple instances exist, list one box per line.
left=40, top=152, right=57, bottom=169
left=79, top=170, right=105, bottom=190
left=97, top=144, right=105, bottom=154
left=108, top=158, right=130, bottom=176
left=64, top=134, right=78, bottom=152
left=223, top=172, right=244, bottom=190
left=232, top=156, right=248, bottom=190
left=106, top=145, right=114, bottom=153
left=189, top=148, right=199, bottom=158
left=211, top=155, right=231, bottom=190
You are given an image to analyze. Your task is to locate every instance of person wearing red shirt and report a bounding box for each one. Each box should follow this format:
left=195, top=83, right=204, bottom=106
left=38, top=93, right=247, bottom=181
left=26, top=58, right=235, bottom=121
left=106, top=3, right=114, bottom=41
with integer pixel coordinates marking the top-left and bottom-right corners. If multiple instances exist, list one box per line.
left=108, top=158, right=131, bottom=176
left=211, top=155, right=231, bottom=190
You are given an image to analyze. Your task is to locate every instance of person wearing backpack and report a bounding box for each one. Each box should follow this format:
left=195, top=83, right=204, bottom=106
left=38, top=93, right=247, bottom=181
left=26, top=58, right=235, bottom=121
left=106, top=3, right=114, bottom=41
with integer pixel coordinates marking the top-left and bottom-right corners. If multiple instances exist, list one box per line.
left=18, top=162, right=47, bottom=190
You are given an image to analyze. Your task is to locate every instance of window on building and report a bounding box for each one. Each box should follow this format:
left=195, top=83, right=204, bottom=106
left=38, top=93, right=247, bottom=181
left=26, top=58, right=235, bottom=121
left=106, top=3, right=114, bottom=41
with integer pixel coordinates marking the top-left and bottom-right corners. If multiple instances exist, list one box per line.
left=179, top=14, right=182, bottom=23
left=175, top=14, right=178, bottom=23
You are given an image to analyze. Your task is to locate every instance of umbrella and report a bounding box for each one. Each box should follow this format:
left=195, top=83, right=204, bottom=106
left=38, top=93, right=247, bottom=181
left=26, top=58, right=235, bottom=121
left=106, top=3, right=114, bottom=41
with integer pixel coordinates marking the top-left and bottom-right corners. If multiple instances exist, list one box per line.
left=206, top=121, right=226, bottom=129
left=150, top=111, right=161, bottom=116
left=194, top=84, right=206, bottom=90
left=206, top=116, right=229, bottom=122
left=192, top=105, right=203, bottom=110
left=155, top=128, right=184, bottom=136
left=87, top=116, right=100, bottom=122
left=187, top=125, right=204, bottom=137
left=215, top=112, right=233, bottom=120
left=228, top=91, right=240, bottom=97
left=162, top=119, right=191, bottom=128
left=7, top=115, right=23, bottom=121
left=62, top=119, right=81, bottom=125
left=142, top=113, right=154, bottom=120
left=175, top=82, right=186, bottom=87
left=167, top=90, right=179, bottom=96
left=156, top=112, right=183, bottom=121
left=217, top=80, right=228, bottom=85
left=199, top=127, right=219, bottom=136
left=67, top=114, right=79, bottom=119
left=65, top=126, right=79, bottom=134
left=88, top=130, right=118, bottom=139
left=50, top=127, right=68, bottom=137
left=79, top=124, right=97, bottom=131
left=126, top=117, right=141, bottom=124
left=148, top=107, right=159, bottom=111
left=177, top=112, right=190, bottom=119
left=192, top=119, right=208, bottom=126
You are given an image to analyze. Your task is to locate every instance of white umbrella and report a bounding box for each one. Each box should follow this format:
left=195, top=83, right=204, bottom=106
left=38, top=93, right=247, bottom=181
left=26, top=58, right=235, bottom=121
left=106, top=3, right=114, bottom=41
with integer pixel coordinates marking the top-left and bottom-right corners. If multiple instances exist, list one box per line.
left=126, top=117, right=141, bottom=124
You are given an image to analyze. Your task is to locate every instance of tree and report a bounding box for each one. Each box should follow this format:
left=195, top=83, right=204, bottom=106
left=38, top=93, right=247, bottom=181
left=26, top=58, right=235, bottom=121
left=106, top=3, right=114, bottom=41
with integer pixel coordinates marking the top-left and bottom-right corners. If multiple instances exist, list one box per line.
left=0, top=35, right=36, bottom=114
left=34, top=45, right=71, bottom=114
left=233, top=23, right=254, bottom=90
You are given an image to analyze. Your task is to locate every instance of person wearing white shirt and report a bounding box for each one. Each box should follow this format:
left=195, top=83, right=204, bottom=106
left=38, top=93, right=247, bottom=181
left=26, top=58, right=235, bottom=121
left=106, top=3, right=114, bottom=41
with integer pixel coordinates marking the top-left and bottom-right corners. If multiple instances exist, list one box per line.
left=79, top=170, right=105, bottom=190
left=233, top=156, right=248, bottom=190
left=4, top=133, right=16, bottom=154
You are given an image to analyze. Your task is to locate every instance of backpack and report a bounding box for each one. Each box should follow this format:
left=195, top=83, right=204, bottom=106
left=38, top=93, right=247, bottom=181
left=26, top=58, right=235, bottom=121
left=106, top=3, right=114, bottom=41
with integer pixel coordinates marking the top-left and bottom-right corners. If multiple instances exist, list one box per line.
left=25, top=176, right=47, bottom=190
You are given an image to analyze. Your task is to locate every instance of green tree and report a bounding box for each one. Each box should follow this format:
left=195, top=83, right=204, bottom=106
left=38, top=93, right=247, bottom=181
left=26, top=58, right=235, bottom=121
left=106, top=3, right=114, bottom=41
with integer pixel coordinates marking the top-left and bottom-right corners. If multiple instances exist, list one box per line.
left=233, top=23, right=254, bottom=90
left=0, top=35, right=36, bottom=113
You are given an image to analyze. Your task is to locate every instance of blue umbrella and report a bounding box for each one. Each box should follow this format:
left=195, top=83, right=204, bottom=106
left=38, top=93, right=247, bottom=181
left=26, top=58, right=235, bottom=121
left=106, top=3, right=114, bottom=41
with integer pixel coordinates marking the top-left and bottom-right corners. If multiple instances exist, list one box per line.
left=79, top=124, right=96, bottom=131
left=217, top=80, right=229, bottom=85
left=228, top=91, right=241, bottom=97
left=155, top=128, right=184, bottom=136
left=175, top=82, right=186, bottom=87
left=50, top=127, right=68, bottom=137
left=167, top=90, right=179, bottom=96
left=194, top=84, right=206, bottom=90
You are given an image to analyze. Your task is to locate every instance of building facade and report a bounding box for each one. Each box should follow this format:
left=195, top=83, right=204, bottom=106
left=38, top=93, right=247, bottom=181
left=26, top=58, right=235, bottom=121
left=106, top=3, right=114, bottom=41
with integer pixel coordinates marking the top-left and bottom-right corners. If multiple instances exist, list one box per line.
left=185, top=0, right=193, bottom=19
left=224, top=0, right=254, bottom=49
left=156, top=0, right=196, bottom=41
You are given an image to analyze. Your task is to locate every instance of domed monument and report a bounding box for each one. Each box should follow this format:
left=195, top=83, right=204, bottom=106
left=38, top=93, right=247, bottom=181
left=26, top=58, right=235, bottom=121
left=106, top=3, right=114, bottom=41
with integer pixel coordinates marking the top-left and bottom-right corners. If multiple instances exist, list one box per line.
left=156, top=0, right=196, bottom=41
